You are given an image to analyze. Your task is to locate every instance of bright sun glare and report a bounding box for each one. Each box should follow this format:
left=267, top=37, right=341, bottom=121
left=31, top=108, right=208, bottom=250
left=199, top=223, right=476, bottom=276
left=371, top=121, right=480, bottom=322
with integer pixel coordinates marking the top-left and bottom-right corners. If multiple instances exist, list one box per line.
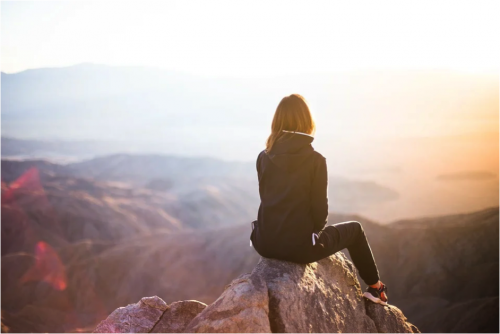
left=1, top=0, right=499, bottom=76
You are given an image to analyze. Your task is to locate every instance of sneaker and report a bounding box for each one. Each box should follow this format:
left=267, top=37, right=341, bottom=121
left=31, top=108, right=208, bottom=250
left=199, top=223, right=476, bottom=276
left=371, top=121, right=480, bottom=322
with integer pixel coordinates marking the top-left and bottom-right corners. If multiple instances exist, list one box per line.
left=363, top=282, right=388, bottom=305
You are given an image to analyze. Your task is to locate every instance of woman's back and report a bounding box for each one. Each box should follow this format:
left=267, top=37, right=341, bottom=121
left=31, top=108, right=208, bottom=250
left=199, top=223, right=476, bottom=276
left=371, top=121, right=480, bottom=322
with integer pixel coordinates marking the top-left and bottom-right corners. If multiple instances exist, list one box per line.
left=251, top=131, right=328, bottom=260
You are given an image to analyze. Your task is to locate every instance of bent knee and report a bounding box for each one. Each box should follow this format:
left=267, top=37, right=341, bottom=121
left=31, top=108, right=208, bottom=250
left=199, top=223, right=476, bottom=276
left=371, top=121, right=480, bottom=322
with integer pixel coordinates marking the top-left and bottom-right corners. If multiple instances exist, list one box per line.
left=349, top=221, right=364, bottom=233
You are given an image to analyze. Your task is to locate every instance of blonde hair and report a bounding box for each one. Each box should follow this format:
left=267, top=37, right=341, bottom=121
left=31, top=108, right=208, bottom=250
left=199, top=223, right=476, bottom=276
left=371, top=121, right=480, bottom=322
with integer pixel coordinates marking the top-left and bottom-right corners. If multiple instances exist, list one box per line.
left=265, top=94, right=316, bottom=152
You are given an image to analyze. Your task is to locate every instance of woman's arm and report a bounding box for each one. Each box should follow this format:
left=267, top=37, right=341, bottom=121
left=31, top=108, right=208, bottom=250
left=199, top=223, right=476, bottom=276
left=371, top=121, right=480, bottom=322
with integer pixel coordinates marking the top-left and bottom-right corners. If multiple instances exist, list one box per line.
left=256, top=150, right=265, bottom=182
left=311, top=155, right=329, bottom=232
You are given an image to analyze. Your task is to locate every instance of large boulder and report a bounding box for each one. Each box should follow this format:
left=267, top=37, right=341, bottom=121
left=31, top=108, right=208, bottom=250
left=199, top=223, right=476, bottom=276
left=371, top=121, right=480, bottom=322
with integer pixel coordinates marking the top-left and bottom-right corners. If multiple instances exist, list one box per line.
left=94, top=253, right=419, bottom=333
left=93, top=297, right=206, bottom=333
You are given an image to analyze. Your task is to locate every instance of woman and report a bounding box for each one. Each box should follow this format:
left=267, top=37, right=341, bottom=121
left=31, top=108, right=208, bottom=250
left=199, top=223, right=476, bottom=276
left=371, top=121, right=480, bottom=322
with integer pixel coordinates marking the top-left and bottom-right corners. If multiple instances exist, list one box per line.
left=250, top=94, right=388, bottom=305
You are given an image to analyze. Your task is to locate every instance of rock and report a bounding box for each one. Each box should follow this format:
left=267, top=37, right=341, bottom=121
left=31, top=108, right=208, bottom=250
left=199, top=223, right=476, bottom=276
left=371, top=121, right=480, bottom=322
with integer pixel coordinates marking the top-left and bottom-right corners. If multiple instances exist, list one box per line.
left=259, top=254, right=376, bottom=333
left=185, top=273, right=271, bottom=333
left=365, top=301, right=420, bottom=333
left=93, top=296, right=206, bottom=333
left=93, top=296, right=167, bottom=333
left=95, top=253, right=419, bottom=333
left=151, top=300, right=207, bottom=333
left=187, top=253, right=380, bottom=333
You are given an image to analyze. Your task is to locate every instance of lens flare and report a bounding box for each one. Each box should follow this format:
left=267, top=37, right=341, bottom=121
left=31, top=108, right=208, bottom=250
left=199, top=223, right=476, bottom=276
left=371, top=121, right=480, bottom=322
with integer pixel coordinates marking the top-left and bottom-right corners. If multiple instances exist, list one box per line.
left=20, top=241, right=68, bottom=291
left=2, top=167, right=46, bottom=204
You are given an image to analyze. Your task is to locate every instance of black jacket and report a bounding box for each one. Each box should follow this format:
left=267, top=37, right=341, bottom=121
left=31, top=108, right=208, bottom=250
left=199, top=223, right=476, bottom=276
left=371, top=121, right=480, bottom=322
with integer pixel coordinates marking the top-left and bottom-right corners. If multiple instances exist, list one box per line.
left=250, top=132, right=328, bottom=262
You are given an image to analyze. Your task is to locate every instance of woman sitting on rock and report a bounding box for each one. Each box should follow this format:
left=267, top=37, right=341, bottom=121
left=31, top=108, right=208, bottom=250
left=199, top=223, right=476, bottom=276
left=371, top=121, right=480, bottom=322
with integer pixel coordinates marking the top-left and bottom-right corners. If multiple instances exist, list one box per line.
left=250, top=93, right=388, bottom=305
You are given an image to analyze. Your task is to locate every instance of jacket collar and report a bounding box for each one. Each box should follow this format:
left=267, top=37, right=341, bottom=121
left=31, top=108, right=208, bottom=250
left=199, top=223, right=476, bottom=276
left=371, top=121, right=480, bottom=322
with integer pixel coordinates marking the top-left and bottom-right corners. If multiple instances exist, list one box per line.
left=269, top=131, right=314, bottom=155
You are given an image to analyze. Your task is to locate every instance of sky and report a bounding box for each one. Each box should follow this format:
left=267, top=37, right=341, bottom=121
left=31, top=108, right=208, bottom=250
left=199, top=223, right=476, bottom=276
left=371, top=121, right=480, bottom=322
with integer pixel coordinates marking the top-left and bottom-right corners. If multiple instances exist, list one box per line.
left=1, top=0, right=499, bottom=77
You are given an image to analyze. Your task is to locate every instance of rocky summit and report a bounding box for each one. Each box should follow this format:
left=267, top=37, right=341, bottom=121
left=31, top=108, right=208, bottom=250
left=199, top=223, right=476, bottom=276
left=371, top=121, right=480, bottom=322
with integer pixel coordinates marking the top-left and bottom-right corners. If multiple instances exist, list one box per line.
left=94, top=253, right=419, bottom=333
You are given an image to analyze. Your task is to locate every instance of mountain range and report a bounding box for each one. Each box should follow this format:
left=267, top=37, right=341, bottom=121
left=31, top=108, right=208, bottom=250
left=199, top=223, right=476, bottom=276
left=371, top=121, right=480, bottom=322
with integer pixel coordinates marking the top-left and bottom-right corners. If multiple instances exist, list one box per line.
left=1, top=155, right=498, bottom=333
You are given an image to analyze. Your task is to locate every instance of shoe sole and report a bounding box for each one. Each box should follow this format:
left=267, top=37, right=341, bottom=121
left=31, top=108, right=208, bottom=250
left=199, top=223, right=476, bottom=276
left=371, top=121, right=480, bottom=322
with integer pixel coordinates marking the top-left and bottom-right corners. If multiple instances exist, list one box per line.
left=363, top=292, right=388, bottom=306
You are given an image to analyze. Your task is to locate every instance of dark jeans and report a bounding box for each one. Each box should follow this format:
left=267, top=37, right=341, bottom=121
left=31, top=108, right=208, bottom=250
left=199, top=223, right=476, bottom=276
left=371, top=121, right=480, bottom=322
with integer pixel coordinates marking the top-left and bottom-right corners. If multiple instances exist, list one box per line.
left=251, top=220, right=381, bottom=286
left=313, top=221, right=380, bottom=285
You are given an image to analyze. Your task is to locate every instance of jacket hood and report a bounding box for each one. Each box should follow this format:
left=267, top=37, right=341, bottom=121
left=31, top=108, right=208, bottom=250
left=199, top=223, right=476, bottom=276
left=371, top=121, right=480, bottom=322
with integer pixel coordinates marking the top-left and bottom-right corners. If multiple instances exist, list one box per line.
left=267, top=132, right=315, bottom=172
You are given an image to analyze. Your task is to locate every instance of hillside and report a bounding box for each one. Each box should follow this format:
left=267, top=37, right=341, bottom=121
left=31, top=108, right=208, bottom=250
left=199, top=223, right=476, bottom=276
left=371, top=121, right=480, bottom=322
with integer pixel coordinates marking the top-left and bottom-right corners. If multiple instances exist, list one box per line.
left=373, top=208, right=499, bottom=332
left=4, top=134, right=499, bottom=223
left=1, top=158, right=260, bottom=231
left=2, top=204, right=497, bottom=332
left=1, top=156, right=498, bottom=332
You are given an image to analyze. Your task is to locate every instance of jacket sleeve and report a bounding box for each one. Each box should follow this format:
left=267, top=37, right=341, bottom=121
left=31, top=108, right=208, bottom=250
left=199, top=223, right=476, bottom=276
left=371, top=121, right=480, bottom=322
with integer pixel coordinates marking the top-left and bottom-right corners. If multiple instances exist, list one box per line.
left=311, top=156, right=329, bottom=233
left=256, top=151, right=263, bottom=181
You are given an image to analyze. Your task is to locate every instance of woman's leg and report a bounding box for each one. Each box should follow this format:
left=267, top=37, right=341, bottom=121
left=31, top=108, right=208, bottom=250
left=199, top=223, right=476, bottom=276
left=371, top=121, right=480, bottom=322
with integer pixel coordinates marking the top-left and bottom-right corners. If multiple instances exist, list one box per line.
left=319, top=221, right=380, bottom=286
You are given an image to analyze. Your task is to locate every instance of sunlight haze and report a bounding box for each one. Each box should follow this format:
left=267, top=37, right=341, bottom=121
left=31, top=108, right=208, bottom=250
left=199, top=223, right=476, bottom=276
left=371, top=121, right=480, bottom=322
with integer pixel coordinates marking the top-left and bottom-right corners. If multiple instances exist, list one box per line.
left=2, top=0, right=499, bottom=76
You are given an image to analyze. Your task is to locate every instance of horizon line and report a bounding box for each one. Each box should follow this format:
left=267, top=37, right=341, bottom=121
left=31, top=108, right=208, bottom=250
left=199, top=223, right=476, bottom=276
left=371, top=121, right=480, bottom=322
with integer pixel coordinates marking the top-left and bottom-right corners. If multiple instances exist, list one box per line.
left=2, top=62, right=498, bottom=78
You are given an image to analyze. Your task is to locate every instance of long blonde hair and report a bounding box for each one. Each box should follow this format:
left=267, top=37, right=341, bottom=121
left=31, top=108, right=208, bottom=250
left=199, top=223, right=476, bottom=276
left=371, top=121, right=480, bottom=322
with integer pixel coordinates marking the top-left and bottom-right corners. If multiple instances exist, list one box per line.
left=265, top=94, right=316, bottom=152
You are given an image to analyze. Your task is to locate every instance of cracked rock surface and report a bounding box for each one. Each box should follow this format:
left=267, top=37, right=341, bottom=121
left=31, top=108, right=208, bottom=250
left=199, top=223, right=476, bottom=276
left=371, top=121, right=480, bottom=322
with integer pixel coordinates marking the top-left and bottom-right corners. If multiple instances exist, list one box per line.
left=94, top=253, right=419, bottom=333
left=93, top=297, right=206, bottom=333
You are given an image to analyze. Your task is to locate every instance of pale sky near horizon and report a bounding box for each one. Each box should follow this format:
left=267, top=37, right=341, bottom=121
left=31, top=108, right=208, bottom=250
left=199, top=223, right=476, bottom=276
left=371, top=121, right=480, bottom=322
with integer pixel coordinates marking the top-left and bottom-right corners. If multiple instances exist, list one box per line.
left=1, top=0, right=499, bottom=77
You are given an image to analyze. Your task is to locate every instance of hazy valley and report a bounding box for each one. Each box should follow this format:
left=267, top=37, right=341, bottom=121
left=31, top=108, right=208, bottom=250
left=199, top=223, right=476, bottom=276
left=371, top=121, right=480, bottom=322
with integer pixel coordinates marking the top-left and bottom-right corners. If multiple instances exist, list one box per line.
left=1, top=155, right=498, bottom=333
